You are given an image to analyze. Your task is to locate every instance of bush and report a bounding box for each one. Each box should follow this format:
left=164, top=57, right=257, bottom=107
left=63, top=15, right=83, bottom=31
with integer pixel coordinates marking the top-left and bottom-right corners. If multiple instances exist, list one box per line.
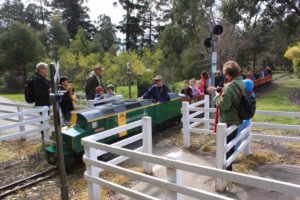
left=284, top=42, right=300, bottom=78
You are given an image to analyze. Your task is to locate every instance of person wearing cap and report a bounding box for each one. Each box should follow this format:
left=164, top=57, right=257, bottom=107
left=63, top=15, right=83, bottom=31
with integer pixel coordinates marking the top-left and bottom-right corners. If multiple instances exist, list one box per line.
left=85, top=66, right=106, bottom=100
left=105, top=84, right=116, bottom=98
left=59, top=76, right=74, bottom=125
left=141, top=75, right=170, bottom=103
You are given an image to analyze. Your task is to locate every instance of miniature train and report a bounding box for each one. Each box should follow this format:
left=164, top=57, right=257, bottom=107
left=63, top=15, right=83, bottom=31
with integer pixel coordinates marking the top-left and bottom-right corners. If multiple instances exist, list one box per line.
left=45, top=93, right=182, bottom=168
left=45, top=75, right=272, bottom=168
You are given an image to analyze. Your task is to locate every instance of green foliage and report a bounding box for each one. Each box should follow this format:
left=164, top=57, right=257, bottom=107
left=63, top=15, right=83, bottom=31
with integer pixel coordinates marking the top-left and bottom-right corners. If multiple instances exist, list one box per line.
left=0, top=22, right=45, bottom=82
left=70, top=28, right=90, bottom=56
left=49, top=15, right=69, bottom=60
left=95, top=15, right=117, bottom=53
left=52, top=0, right=95, bottom=39
left=141, top=48, right=163, bottom=73
left=284, top=42, right=300, bottom=78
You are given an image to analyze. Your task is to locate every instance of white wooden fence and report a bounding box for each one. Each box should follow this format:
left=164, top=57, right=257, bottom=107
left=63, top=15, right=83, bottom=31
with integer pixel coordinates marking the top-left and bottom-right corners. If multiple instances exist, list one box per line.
left=82, top=117, right=153, bottom=200
left=181, top=98, right=300, bottom=191
left=0, top=102, right=50, bottom=142
left=182, top=95, right=213, bottom=148
left=82, top=117, right=300, bottom=199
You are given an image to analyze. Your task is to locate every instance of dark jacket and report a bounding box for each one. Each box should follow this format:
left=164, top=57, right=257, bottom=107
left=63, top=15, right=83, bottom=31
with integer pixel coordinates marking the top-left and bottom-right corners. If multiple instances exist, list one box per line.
left=142, top=84, right=170, bottom=103
left=85, top=74, right=105, bottom=100
left=215, top=75, right=225, bottom=88
left=181, top=87, right=193, bottom=98
left=32, top=73, right=50, bottom=106
left=59, top=86, right=74, bottom=113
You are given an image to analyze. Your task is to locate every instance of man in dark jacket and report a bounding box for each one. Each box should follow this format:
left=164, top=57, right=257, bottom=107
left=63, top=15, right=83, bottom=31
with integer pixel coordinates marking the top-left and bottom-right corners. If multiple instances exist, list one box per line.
left=141, top=75, right=170, bottom=103
left=32, top=62, right=51, bottom=106
left=85, top=66, right=105, bottom=100
left=215, top=70, right=225, bottom=88
left=32, top=62, right=50, bottom=140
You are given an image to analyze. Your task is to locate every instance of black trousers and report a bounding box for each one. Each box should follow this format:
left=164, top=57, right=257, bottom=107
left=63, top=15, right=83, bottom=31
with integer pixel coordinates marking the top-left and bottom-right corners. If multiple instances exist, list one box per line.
left=226, top=128, right=238, bottom=171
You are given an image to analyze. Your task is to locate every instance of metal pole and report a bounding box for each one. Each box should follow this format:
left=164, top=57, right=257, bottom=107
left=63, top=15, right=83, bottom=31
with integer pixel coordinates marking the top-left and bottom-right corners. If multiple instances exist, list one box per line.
left=49, top=63, right=69, bottom=200
left=128, top=73, right=131, bottom=99
left=127, top=62, right=132, bottom=99
left=210, top=34, right=217, bottom=119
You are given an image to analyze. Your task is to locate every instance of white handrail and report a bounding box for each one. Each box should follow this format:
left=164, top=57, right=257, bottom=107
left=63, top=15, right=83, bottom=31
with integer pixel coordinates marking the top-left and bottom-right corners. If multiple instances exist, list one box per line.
left=82, top=139, right=300, bottom=197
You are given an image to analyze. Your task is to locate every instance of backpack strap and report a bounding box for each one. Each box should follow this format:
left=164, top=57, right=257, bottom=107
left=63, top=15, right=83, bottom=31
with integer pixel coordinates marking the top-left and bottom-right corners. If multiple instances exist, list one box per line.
left=230, top=82, right=243, bottom=108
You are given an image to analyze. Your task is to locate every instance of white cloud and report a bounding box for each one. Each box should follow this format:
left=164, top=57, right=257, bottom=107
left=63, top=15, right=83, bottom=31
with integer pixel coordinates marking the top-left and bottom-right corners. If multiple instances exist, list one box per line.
left=84, top=0, right=125, bottom=25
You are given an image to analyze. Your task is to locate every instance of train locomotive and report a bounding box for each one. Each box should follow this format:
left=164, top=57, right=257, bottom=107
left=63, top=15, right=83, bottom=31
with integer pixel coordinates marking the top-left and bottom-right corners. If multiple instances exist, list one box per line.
left=45, top=93, right=181, bottom=168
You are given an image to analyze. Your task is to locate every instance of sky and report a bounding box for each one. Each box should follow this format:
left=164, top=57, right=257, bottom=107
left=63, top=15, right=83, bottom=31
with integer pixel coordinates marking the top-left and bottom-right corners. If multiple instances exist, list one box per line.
left=83, top=0, right=125, bottom=25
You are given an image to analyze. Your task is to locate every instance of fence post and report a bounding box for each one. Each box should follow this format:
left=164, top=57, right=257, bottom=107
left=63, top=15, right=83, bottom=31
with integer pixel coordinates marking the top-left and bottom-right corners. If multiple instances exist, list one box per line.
left=204, top=95, right=210, bottom=130
left=142, top=117, right=153, bottom=174
left=17, top=106, right=26, bottom=140
left=166, top=152, right=183, bottom=200
left=42, top=106, right=50, bottom=144
left=182, top=102, right=190, bottom=148
left=243, top=124, right=252, bottom=156
left=84, top=146, right=97, bottom=200
left=215, top=123, right=227, bottom=191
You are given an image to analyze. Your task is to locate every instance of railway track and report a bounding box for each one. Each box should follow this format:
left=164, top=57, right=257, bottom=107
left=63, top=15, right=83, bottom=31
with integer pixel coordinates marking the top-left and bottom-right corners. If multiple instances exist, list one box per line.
left=0, top=167, right=57, bottom=199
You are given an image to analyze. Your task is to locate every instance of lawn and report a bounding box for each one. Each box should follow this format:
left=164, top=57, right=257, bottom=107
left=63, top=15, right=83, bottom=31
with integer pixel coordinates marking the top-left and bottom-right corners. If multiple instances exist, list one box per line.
left=254, top=76, right=300, bottom=124
left=0, top=93, right=25, bottom=102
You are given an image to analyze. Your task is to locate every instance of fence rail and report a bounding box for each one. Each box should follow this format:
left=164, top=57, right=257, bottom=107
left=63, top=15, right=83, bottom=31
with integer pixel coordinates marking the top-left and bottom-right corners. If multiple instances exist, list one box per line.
left=83, top=133, right=300, bottom=199
left=82, top=117, right=152, bottom=200
left=0, top=102, right=50, bottom=142
left=181, top=99, right=300, bottom=191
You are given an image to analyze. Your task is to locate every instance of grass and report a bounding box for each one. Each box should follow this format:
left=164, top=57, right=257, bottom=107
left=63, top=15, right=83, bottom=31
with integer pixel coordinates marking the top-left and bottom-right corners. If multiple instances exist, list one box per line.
left=0, top=93, right=25, bottom=102
left=253, top=76, right=300, bottom=124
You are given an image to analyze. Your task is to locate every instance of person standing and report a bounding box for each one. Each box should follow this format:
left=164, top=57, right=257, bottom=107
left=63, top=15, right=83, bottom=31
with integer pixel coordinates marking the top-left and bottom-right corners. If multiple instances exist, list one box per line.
left=141, top=75, right=170, bottom=103
left=215, top=70, right=225, bottom=88
left=32, top=62, right=51, bottom=140
left=59, top=76, right=74, bottom=125
left=214, top=60, right=244, bottom=171
left=32, top=62, right=51, bottom=107
left=85, top=66, right=105, bottom=100
left=200, top=71, right=211, bottom=94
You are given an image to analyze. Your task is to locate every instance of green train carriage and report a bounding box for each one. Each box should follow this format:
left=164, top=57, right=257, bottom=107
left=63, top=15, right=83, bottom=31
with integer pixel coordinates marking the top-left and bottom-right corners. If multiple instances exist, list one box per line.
left=45, top=93, right=182, bottom=168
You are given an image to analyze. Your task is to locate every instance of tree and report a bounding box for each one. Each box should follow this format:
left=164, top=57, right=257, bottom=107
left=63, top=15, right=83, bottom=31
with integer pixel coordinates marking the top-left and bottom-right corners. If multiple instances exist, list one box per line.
left=116, top=0, right=144, bottom=51
left=157, top=0, right=213, bottom=81
left=95, top=14, right=117, bottom=53
left=48, top=15, right=70, bottom=61
left=284, top=42, right=300, bottom=78
left=51, top=0, right=95, bottom=39
left=24, top=2, right=51, bottom=30
left=0, top=0, right=25, bottom=27
left=0, top=22, right=45, bottom=82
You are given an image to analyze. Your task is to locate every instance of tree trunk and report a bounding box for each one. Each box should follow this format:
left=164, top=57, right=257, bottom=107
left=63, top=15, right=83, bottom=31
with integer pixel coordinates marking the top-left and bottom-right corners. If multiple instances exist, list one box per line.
left=149, top=10, right=152, bottom=49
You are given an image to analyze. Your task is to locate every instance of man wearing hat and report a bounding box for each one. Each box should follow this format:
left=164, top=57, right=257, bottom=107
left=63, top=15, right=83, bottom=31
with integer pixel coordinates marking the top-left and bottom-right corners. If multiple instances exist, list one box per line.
left=85, top=66, right=106, bottom=100
left=141, top=75, right=170, bottom=103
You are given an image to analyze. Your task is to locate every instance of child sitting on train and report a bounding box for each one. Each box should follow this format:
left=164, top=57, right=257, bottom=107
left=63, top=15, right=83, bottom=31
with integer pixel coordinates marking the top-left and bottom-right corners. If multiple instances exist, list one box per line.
left=181, top=80, right=193, bottom=98
left=95, top=86, right=105, bottom=100
left=105, top=84, right=116, bottom=98
left=189, top=78, right=202, bottom=98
